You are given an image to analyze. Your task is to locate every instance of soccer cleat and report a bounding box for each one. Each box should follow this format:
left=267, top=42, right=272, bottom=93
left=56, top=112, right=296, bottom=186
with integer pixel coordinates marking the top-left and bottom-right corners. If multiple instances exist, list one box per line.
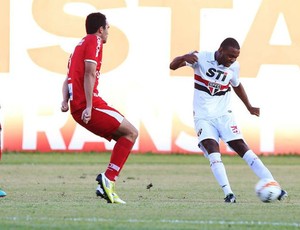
left=96, top=184, right=110, bottom=202
left=224, top=193, right=236, bottom=203
left=278, top=189, right=288, bottom=201
left=95, top=173, right=114, bottom=203
left=0, top=189, right=6, bottom=197
left=110, top=181, right=126, bottom=204
left=112, top=192, right=126, bottom=204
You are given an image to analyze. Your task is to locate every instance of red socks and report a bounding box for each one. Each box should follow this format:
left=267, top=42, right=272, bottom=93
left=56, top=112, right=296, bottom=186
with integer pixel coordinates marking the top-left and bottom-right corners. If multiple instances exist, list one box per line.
left=105, top=137, right=134, bottom=181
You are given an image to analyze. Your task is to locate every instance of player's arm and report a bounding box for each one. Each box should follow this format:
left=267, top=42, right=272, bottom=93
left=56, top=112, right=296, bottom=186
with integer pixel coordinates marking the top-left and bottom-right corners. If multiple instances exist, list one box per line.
left=81, top=61, right=97, bottom=124
left=61, top=76, right=70, bottom=112
left=233, top=83, right=260, bottom=117
left=169, top=51, right=198, bottom=70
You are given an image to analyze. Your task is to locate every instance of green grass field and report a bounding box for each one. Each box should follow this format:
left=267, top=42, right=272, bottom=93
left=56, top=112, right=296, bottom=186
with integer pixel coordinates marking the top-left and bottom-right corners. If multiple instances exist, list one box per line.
left=0, top=153, right=299, bottom=230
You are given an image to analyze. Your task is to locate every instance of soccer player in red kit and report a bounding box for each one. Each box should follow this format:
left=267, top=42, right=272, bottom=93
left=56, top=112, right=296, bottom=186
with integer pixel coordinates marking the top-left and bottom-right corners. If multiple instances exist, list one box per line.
left=61, top=12, right=138, bottom=204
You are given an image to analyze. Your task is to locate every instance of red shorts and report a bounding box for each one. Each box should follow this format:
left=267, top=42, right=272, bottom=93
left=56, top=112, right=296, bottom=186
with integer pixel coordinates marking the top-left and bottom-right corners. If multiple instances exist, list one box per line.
left=71, top=104, right=124, bottom=141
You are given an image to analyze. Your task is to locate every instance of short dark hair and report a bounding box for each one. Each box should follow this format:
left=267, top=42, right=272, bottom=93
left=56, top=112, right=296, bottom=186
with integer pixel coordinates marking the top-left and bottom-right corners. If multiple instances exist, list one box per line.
left=85, top=12, right=107, bottom=34
left=220, top=37, right=240, bottom=50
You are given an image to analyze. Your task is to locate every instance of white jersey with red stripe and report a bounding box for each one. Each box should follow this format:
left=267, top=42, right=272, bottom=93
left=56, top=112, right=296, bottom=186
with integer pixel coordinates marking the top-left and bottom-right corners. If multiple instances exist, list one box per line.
left=189, top=51, right=240, bottom=119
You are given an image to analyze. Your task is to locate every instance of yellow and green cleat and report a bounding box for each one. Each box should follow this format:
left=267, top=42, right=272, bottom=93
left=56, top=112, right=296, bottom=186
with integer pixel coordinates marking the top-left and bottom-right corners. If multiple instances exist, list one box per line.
left=96, top=173, right=126, bottom=204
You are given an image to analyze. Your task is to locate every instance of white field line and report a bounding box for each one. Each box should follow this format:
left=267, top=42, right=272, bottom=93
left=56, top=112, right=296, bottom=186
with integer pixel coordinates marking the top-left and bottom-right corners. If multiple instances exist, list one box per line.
left=1, top=216, right=300, bottom=227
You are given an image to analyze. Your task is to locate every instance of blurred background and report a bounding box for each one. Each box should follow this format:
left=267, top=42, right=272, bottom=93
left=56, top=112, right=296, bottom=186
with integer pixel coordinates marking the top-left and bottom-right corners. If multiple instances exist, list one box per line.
left=0, top=0, right=299, bottom=155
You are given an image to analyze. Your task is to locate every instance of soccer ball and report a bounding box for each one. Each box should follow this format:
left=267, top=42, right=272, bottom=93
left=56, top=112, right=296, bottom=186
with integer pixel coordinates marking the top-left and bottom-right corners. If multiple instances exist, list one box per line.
left=255, top=178, right=281, bottom=203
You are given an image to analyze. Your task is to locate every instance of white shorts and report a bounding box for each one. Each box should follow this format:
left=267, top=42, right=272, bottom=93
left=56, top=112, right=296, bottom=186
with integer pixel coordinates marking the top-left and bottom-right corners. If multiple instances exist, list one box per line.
left=194, top=113, right=244, bottom=154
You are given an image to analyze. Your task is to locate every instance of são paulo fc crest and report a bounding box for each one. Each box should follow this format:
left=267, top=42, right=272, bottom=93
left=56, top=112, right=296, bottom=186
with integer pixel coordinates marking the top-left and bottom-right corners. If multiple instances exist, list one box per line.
left=208, top=82, right=221, bottom=95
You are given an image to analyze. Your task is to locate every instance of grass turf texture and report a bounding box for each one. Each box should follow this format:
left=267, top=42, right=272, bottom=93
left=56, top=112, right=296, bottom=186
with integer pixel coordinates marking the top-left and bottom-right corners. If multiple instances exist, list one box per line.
left=0, top=153, right=299, bottom=230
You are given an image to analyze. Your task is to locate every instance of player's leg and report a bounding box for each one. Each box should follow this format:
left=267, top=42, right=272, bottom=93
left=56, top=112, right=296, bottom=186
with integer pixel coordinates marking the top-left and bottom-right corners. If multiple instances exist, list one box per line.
left=73, top=106, right=138, bottom=182
left=99, top=118, right=137, bottom=204
left=105, top=118, right=138, bottom=182
left=227, top=139, right=274, bottom=179
left=222, top=113, right=287, bottom=201
left=220, top=113, right=273, bottom=179
left=195, top=119, right=235, bottom=202
left=220, top=114, right=274, bottom=179
left=227, top=139, right=288, bottom=200
left=72, top=106, right=138, bottom=203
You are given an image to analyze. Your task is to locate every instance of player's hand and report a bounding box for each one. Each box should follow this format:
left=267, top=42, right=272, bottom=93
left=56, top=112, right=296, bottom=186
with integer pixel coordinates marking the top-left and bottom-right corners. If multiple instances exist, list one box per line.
left=61, top=101, right=69, bottom=112
left=184, top=51, right=198, bottom=65
left=248, top=107, right=260, bottom=117
left=81, top=107, right=92, bottom=124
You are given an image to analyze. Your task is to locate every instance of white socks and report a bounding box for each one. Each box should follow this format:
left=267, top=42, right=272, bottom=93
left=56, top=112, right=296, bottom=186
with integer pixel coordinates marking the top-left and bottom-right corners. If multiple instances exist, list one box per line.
left=243, top=150, right=274, bottom=179
left=208, top=152, right=232, bottom=196
left=208, top=150, right=274, bottom=196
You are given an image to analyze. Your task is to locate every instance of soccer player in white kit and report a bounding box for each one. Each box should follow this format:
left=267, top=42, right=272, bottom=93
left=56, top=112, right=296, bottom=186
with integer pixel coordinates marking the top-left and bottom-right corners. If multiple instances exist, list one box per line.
left=170, top=37, right=287, bottom=203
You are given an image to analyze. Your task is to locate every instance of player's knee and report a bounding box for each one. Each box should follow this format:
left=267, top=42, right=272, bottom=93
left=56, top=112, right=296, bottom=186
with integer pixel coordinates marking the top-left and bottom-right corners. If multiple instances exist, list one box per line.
left=132, top=127, right=139, bottom=141
left=201, top=139, right=219, bottom=153
left=127, top=127, right=138, bottom=143
left=228, top=139, right=249, bottom=156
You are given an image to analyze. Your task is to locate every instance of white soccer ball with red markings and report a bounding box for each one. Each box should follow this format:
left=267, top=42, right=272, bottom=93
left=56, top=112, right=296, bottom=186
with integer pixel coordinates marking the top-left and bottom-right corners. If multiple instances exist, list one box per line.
left=255, top=178, right=281, bottom=202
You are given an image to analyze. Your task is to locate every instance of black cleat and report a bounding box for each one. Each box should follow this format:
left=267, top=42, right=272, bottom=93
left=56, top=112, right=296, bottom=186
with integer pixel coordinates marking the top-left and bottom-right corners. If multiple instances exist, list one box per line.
left=224, top=193, right=236, bottom=203
left=277, top=189, right=288, bottom=201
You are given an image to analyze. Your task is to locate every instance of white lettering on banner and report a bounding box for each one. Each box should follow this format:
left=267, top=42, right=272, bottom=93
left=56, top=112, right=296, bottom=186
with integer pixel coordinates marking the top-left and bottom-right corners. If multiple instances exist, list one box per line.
left=125, top=85, right=173, bottom=151
left=67, top=123, right=139, bottom=151
left=172, top=80, right=199, bottom=152
left=68, top=124, right=114, bottom=151
left=140, top=115, right=172, bottom=151
left=69, top=126, right=140, bottom=151
left=257, top=65, right=300, bottom=153
left=1, top=0, right=300, bottom=154
left=22, top=108, right=67, bottom=150
left=260, top=121, right=274, bottom=153
left=175, top=132, right=199, bottom=152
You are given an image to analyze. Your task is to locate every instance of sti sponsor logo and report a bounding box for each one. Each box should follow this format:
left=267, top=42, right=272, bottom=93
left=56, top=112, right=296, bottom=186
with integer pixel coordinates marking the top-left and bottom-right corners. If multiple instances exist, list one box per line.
left=206, top=68, right=228, bottom=82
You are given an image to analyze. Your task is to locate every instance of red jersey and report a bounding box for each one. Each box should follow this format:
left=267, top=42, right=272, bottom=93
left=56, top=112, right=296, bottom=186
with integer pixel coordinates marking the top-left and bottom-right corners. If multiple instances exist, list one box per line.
left=67, top=34, right=106, bottom=113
